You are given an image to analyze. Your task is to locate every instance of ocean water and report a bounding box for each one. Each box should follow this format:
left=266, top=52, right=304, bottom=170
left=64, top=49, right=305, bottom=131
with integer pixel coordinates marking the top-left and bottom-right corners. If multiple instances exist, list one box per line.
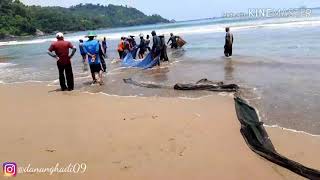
left=1, top=9, right=320, bottom=134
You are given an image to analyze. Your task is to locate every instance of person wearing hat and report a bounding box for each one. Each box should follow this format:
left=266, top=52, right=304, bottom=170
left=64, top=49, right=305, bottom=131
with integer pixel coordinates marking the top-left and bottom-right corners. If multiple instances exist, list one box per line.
left=83, top=32, right=104, bottom=85
left=138, top=34, right=147, bottom=59
left=151, top=30, right=161, bottom=65
left=47, top=32, right=76, bottom=91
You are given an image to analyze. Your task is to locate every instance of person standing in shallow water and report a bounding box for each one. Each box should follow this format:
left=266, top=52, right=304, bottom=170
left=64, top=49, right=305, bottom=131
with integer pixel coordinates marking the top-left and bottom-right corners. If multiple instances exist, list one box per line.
left=145, top=35, right=151, bottom=52
left=117, top=37, right=125, bottom=59
left=98, top=40, right=107, bottom=72
left=47, top=32, right=76, bottom=91
left=79, top=39, right=88, bottom=71
left=83, top=32, right=104, bottom=85
left=138, top=34, right=147, bottom=59
left=159, top=35, right=169, bottom=61
left=167, top=33, right=179, bottom=49
left=151, top=30, right=161, bottom=66
left=102, top=37, right=107, bottom=55
left=224, top=27, right=234, bottom=57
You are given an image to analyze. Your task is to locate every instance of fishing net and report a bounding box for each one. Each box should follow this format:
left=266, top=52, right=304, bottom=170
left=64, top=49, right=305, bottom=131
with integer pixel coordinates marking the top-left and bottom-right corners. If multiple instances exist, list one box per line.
left=123, top=78, right=320, bottom=179
left=122, top=52, right=160, bottom=69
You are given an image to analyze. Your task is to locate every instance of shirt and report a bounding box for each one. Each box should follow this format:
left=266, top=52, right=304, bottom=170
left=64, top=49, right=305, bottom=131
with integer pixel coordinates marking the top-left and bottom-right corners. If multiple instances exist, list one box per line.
left=124, top=40, right=132, bottom=51
left=145, top=39, right=150, bottom=47
left=138, top=38, right=146, bottom=51
left=152, top=35, right=161, bottom=51
left=48, top=40, right=74, bottom=65
left=79, top=42, right=85, bottom=55
left=225, top=32, right=234, bottom=46
left=83, top=39, right=100, bottom=65
left=102, top=40, right=107, bottom=48
left=168, top=36, right=178, bottom=44
left=160, top=37, right=166, bottom=48
left=118, top=40, right=125, bottom=51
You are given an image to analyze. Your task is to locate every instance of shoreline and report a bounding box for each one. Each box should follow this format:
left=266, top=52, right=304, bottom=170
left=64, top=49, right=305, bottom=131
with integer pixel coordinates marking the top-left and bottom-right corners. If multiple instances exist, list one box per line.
left=0, top=83, right=319, bottom=179
left=1, top=80, right=320, bottom=138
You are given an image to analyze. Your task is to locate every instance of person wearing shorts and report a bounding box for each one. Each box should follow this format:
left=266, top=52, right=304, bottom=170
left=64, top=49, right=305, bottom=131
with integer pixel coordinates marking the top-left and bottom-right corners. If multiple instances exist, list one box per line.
left=83, top=32, right=104, bottom=85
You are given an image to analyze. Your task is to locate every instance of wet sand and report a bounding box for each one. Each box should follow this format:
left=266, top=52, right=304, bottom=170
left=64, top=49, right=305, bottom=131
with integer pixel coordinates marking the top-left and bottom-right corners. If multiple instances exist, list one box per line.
left=0, top=83, right=319, bottom=180
left=0, top=56, right=8, bottom=63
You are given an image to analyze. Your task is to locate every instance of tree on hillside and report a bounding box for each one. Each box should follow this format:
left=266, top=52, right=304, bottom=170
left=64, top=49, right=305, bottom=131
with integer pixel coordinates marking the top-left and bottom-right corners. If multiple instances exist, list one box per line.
left=0, top=1, right=170, bottom=39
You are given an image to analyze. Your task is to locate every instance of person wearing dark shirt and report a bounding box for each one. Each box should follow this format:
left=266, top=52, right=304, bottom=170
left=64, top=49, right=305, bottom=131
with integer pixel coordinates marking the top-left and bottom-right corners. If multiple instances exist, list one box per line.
left=224, top=27, right=234, bottom=57
left=167, top=33, right=179, bottom=49
left=48, top=32, right=76, bottom=91
left=129, top=35, right=138, bottom=59
left=101, top=37, right=107, bottom=55
left=151, top=31, right=161, bottom=66
left=138, top=34, right=147, bottom=59
left=130, top=35, right=137, bottom=47
left=159, top=35, right=169, bottom=61
left=98, top=40, right=107, bottom=72
left=79, top=39, right=88, bottom=72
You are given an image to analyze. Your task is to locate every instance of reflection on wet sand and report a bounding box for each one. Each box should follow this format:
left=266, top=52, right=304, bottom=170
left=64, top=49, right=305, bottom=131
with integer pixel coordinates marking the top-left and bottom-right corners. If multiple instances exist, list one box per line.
left=224, top=58, right=234, bottom=82
left=0, top=56, right=8, bottom=63
left=143, top=67, right=170, bottom=82
left=170, top=48, right=186, bottom=59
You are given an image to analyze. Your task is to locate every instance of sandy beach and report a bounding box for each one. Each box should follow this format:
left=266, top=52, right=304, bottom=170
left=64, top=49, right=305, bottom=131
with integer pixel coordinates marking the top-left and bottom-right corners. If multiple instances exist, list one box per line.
left=0, top=83, right=319, bottom=180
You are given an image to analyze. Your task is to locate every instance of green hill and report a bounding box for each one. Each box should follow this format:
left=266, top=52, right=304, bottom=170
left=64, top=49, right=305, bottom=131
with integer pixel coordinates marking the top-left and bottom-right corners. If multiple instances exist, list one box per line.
left=0, top=0, right=170, bottom=39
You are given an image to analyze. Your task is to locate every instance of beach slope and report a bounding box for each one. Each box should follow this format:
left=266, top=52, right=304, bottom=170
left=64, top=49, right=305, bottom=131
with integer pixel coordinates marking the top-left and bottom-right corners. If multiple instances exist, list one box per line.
left=0, top=83, right=319, bottom=180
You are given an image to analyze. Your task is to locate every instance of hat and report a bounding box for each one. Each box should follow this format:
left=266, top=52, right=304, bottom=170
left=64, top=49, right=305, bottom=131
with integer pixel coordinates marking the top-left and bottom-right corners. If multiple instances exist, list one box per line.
left=86, top=31, right=97, bottom=37
left=139, top=33, right=144, bottom=38
left=56, top=32, right=64, bottom=38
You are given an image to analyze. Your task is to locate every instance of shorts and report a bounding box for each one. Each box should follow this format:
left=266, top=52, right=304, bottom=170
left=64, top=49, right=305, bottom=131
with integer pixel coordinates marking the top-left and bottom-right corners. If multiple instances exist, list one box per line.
left=89, top=63, right=102, bottom=73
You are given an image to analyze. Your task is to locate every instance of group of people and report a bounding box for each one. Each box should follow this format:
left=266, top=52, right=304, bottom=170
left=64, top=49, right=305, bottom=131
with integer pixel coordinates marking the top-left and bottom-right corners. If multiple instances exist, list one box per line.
left=47, top=27, right=233, bottom=92
left=117, top=31, right=182, bottom=62
left=116, top=34, right=150, bottom=60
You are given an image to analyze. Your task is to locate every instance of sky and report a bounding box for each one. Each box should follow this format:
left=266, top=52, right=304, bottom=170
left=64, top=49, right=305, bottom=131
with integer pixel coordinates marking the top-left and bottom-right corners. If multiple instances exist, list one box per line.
left=21, top=0, right=320, bottom=21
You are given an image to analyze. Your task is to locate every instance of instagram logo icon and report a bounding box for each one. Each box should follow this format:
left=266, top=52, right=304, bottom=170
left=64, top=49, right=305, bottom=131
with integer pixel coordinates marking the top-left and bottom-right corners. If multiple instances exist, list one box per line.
left=3, top=162, right=17, bottom=177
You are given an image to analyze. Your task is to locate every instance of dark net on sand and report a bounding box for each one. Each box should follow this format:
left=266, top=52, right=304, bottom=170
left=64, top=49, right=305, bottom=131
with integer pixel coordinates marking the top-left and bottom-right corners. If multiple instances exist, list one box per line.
left=235, top=97, right=320, bottom=180
left=123, top=78, right=239, bottom=92
left=123, top=78, right=320, bottom=179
